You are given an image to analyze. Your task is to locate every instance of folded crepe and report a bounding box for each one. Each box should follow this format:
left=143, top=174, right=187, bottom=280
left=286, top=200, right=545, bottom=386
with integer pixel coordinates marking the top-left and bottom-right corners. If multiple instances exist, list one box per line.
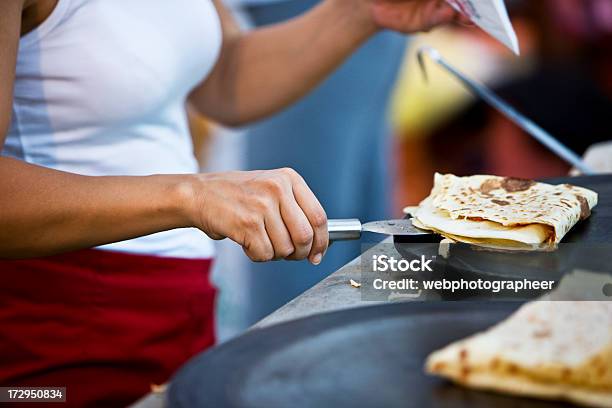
left=425, top=301, right=612, bottom=407
left=413, top=174, right=598, bottom=249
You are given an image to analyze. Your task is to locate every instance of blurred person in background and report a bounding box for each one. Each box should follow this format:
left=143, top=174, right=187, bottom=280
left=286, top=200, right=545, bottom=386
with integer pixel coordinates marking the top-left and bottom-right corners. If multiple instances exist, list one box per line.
left=0, top=0, right=465, bottom=405
left=392, top=0, right=612, bottom=208
left=482, top=0, right=612, bottom=177
left=240, top=0, right=407, bottom=324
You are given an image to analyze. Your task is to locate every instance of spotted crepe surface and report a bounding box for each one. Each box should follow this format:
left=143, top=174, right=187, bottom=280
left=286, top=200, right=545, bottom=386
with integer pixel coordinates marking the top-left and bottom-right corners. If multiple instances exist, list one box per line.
left=426, top=301, right=612, bottom=407
left=428, top=174, right=598, bottom=243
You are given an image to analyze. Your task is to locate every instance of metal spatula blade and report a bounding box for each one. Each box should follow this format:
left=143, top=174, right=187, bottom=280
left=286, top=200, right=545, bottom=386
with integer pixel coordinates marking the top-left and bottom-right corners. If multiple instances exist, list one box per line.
left=362, top=219, right=426, bottom=236
left=328, top=219, right=430, bottom=242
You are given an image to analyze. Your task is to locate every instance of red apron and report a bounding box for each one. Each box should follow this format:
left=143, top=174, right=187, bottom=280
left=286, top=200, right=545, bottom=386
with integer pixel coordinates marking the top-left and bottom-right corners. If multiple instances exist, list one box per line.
left=0, top=249, right=217, bottom=407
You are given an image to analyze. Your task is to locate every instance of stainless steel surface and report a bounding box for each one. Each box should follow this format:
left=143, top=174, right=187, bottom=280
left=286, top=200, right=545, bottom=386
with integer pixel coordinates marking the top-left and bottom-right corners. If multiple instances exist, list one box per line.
left=417, top=46, right=594, bottom=175
left=328, top=218, right=427, bottom=242
left=362, top=219, right=425, bottom=236
left=328, top=218, right=362, bottom=241
left=132, top=240, right=422, bottom=408
left=252, top=238, right=428, bottom=329
left=131, top=239, right=402, bottom=408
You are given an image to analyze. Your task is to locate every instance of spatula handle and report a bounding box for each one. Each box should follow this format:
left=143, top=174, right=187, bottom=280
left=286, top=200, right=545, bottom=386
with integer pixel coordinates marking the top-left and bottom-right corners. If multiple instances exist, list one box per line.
left=327, top=219, right=362, bottom=242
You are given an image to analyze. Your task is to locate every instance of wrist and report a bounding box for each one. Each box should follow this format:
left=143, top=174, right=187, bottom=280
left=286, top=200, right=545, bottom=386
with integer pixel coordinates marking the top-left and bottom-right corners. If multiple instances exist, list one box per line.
left=163, top=174, right=203, bottom=229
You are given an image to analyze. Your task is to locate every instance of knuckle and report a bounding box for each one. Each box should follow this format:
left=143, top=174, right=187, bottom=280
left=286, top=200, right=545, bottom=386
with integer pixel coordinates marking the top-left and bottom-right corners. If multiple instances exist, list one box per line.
left=242, top=232, right=273, bottom=262
left=278, top=245, right=295, bottom=258
left=250, top=254, right=266, bottom=263
left=253, top=196, right=272, bottom=211
left=241, top=214, right=260, bottom=230
left=251, top=248, right=274, bottom=262
left=280, top=167, right=300, bottom=181
left=293, top=224, right=314, bottom=246
left=280, top=167, right=296, bottom=176
left=263, top=248, right=275, bottom=261
left=263, top=177, right=284, bottom=194
left=311, top=209, right=328, bottom=228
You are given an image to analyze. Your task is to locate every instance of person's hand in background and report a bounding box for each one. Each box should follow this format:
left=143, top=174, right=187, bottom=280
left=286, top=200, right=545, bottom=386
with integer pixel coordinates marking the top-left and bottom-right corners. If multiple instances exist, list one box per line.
left=191, top=0, right=468, bottom=127
left=364, top=0, right=471, bottom=33
left=188, top=168, right=328, bottom=265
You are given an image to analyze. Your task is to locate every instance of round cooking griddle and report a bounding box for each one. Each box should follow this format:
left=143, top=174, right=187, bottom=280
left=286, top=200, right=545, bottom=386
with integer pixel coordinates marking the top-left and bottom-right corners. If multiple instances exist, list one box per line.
left=393, top=175, right=612, bottom=296
left=168, top=302, right=574, bottom=408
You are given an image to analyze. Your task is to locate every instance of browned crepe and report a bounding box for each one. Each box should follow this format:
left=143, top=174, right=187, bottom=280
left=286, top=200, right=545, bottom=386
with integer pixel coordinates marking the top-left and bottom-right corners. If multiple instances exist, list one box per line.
left=426, top=301, right=612, bottom=407
left=413, top=174, right=598, bottom=249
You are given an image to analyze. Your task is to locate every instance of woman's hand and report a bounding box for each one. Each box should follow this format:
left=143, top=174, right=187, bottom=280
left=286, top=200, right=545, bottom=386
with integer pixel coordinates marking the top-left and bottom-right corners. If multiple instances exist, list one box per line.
left=187, top=168, right=328, bottom=265
left=362, top=0, right=470, bottom=33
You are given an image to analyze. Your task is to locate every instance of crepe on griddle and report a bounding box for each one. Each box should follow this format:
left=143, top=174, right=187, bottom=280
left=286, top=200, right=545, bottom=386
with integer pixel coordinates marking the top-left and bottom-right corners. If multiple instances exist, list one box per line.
left=425, top=301, right=612, bottom=407
left=413, top=174, right=598, bottom=249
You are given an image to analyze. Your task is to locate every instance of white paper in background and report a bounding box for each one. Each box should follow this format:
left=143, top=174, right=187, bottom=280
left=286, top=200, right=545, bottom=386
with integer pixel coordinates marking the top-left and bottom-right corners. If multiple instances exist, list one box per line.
left=446, top=0, right=520, bottom=55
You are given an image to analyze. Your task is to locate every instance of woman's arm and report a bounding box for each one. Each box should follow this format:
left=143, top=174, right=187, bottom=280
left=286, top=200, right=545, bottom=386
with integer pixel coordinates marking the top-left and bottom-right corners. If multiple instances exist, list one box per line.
left=0, top=159, right=327, bottom=263
left=0, top=158, right=195, bottom=258
left=0, top=1, right=327, bottom=262
left=190, top=0, right=462, bottom=126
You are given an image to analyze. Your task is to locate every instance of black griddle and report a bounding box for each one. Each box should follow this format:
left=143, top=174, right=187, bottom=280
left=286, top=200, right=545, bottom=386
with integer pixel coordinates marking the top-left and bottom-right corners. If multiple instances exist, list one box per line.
left=168, top=302, right=578, bottom=408
left=393, top=175, right=612, bottom=297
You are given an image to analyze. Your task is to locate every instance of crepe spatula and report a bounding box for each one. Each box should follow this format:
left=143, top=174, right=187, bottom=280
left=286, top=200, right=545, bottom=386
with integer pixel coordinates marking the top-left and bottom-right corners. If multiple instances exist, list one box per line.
left=327, top=219, right=433, bottom=242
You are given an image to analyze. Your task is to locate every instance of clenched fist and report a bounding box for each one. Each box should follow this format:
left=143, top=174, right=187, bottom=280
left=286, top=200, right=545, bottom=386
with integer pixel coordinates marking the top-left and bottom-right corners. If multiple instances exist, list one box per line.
left=186, top=168, right=328, bottom=264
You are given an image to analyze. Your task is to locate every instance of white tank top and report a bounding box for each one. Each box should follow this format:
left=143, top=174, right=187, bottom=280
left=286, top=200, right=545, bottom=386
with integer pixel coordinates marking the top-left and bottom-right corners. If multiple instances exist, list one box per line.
left=3, top=0, right=222, bottom=258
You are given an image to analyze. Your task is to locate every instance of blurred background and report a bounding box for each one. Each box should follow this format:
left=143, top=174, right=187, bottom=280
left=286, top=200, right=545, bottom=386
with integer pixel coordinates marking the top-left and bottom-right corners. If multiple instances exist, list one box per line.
left=188, top=0, right=612, bottom=340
